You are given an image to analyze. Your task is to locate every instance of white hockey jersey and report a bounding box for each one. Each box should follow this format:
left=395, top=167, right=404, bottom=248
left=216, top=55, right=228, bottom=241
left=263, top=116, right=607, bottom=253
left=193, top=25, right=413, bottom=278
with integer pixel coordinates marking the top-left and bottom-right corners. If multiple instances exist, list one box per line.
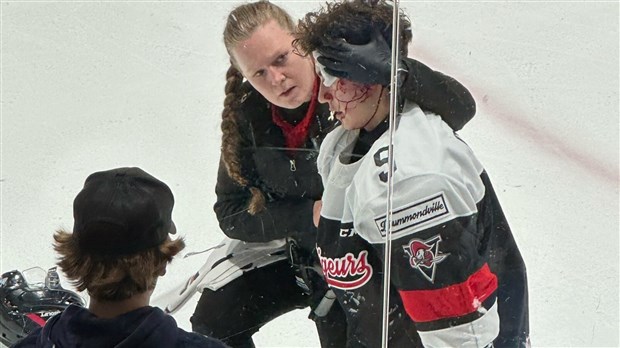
left=316, top=103, right=529, bottom=348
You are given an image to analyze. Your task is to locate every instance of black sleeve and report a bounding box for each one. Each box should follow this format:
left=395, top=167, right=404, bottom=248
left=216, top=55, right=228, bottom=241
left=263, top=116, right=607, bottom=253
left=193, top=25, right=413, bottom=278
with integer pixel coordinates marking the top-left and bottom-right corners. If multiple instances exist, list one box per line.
left=401, top=58, right=476, bottom=131
left=213, top=157, right=316, bottom=243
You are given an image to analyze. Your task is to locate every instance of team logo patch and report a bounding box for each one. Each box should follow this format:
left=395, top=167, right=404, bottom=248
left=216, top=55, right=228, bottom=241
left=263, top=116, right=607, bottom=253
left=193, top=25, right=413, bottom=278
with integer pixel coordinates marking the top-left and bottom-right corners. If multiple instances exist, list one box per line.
left=374, top=193, right=449, bottom=237
left=317, top=247, right=373, bottom=290
left=402, top=235, right=449, bottom=283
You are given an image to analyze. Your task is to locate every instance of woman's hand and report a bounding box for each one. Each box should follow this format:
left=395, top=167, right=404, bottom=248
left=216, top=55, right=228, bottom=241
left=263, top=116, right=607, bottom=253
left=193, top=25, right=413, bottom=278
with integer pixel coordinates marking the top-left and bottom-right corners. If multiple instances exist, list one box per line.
left=316, top=28, right=402, bottom=86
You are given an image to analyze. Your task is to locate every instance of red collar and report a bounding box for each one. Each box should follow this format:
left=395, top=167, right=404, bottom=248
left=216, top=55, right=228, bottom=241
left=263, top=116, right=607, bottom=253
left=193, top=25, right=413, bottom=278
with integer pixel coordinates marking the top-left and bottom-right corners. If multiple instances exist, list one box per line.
left=271, top=77, right=319, bottom=151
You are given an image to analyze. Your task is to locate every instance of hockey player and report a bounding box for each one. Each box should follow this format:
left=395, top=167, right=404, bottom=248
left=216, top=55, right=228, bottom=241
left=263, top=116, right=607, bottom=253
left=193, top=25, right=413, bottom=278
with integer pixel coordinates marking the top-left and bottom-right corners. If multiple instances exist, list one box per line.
left=189, top=1, right=478, bottom=347
left=295, top=0, right=530, bottom=347
left=11, top=167, right=226, bottom=348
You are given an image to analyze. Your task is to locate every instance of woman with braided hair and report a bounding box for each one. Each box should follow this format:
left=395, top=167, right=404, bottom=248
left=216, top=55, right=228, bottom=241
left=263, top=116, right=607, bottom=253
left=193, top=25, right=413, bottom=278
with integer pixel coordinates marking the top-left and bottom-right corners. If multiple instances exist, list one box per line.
left=189, top=1, right=477, bottom=347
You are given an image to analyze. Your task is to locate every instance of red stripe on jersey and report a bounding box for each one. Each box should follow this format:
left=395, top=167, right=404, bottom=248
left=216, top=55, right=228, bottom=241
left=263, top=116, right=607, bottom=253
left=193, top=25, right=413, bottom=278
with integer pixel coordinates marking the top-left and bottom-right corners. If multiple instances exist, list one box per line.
left=399, top=263, right=498, bottom=323
left=26, top=313, right=46, bottom=327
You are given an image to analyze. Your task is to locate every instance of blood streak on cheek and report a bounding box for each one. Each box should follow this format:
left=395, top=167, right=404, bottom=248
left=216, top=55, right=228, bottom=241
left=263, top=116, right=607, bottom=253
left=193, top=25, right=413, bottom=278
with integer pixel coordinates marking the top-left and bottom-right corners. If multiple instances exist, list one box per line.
left=334, top=79, right=371, bottom=114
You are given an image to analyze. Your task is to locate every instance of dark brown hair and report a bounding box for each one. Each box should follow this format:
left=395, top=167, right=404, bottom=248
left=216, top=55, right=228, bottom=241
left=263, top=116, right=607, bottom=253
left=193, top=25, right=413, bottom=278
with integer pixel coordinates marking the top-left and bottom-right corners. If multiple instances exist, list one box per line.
left=54, top=229, right=185, bottom=301
left=295, top=0, right=412, bottom=58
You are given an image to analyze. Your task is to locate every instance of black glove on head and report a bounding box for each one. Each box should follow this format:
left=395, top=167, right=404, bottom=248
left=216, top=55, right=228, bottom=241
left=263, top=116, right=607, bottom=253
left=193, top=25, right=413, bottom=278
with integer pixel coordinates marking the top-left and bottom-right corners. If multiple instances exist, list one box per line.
left=316, top=28, right=406, bottom=87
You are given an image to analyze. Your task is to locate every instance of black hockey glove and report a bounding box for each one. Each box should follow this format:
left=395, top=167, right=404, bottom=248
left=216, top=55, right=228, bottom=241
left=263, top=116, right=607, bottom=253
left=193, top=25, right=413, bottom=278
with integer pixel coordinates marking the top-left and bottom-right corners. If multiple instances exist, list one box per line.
left=316, top=28, right=407, bottom=87
left=288, top=240, right=317, bottom=295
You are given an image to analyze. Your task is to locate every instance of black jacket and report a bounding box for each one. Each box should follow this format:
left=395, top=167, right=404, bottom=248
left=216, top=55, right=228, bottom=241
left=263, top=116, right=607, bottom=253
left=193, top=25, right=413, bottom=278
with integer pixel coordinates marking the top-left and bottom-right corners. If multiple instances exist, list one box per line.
left=11, top=305, right=227, bottom=348
left=214, top=58, right=476, bottom=254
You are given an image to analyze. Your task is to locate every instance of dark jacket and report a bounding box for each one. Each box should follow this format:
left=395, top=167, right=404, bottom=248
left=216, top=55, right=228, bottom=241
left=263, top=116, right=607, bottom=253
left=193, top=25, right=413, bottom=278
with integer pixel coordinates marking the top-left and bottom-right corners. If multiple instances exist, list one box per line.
left=11, top=305, right=227, bottom=348
left=214, top=58, right=476, bottom=254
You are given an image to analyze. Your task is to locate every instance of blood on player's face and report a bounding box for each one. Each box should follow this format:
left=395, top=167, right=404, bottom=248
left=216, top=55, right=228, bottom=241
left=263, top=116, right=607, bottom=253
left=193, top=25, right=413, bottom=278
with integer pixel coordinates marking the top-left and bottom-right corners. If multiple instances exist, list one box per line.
left=317, top=73, right=386, bottom=131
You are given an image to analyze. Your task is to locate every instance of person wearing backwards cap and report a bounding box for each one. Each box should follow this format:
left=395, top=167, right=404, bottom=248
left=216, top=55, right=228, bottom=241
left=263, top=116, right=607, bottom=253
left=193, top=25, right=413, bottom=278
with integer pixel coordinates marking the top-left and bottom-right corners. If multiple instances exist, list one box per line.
left=12, top=167, right=227, bottom=348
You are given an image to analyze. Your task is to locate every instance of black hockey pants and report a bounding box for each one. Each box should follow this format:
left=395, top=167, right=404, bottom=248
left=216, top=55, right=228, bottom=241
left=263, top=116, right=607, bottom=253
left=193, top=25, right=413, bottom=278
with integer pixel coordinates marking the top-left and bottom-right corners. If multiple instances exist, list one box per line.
left=190, top=260, right=347, bottom=348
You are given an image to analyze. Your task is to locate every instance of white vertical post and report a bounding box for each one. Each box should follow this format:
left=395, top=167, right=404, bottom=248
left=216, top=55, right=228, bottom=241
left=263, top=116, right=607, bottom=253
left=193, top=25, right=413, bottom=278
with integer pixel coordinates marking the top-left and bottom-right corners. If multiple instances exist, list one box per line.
left=380, top=1, right=401, bottom=347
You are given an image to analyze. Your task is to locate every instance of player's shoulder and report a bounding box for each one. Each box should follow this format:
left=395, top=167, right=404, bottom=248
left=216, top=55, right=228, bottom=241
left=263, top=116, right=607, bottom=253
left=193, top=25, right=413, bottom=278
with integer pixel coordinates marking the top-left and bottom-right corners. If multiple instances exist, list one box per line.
left=318, top=126, right=357, bottom=175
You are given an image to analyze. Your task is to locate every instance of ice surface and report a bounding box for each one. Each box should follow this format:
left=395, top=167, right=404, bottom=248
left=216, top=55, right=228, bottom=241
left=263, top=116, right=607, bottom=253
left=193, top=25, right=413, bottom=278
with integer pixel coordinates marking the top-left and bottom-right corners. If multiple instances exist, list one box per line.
left=1, top=1, right=618, bottom=347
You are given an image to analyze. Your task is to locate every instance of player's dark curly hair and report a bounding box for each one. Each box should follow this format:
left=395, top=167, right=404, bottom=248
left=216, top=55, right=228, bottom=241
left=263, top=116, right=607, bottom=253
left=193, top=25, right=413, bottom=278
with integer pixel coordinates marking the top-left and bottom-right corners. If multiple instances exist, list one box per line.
left=294, top=0, right=412, bottom=58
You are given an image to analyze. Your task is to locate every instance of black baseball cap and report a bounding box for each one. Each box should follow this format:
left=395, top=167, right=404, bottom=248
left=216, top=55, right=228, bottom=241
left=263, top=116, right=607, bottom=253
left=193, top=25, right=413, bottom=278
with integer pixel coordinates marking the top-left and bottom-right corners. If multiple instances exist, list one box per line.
left=72, top=167, right=176, bottom=256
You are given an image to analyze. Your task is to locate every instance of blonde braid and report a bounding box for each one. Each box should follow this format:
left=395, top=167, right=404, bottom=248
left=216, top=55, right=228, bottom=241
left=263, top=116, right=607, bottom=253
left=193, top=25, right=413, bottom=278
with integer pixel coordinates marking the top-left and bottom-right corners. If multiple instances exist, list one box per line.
left=220, top=65, right=266, bottom=214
